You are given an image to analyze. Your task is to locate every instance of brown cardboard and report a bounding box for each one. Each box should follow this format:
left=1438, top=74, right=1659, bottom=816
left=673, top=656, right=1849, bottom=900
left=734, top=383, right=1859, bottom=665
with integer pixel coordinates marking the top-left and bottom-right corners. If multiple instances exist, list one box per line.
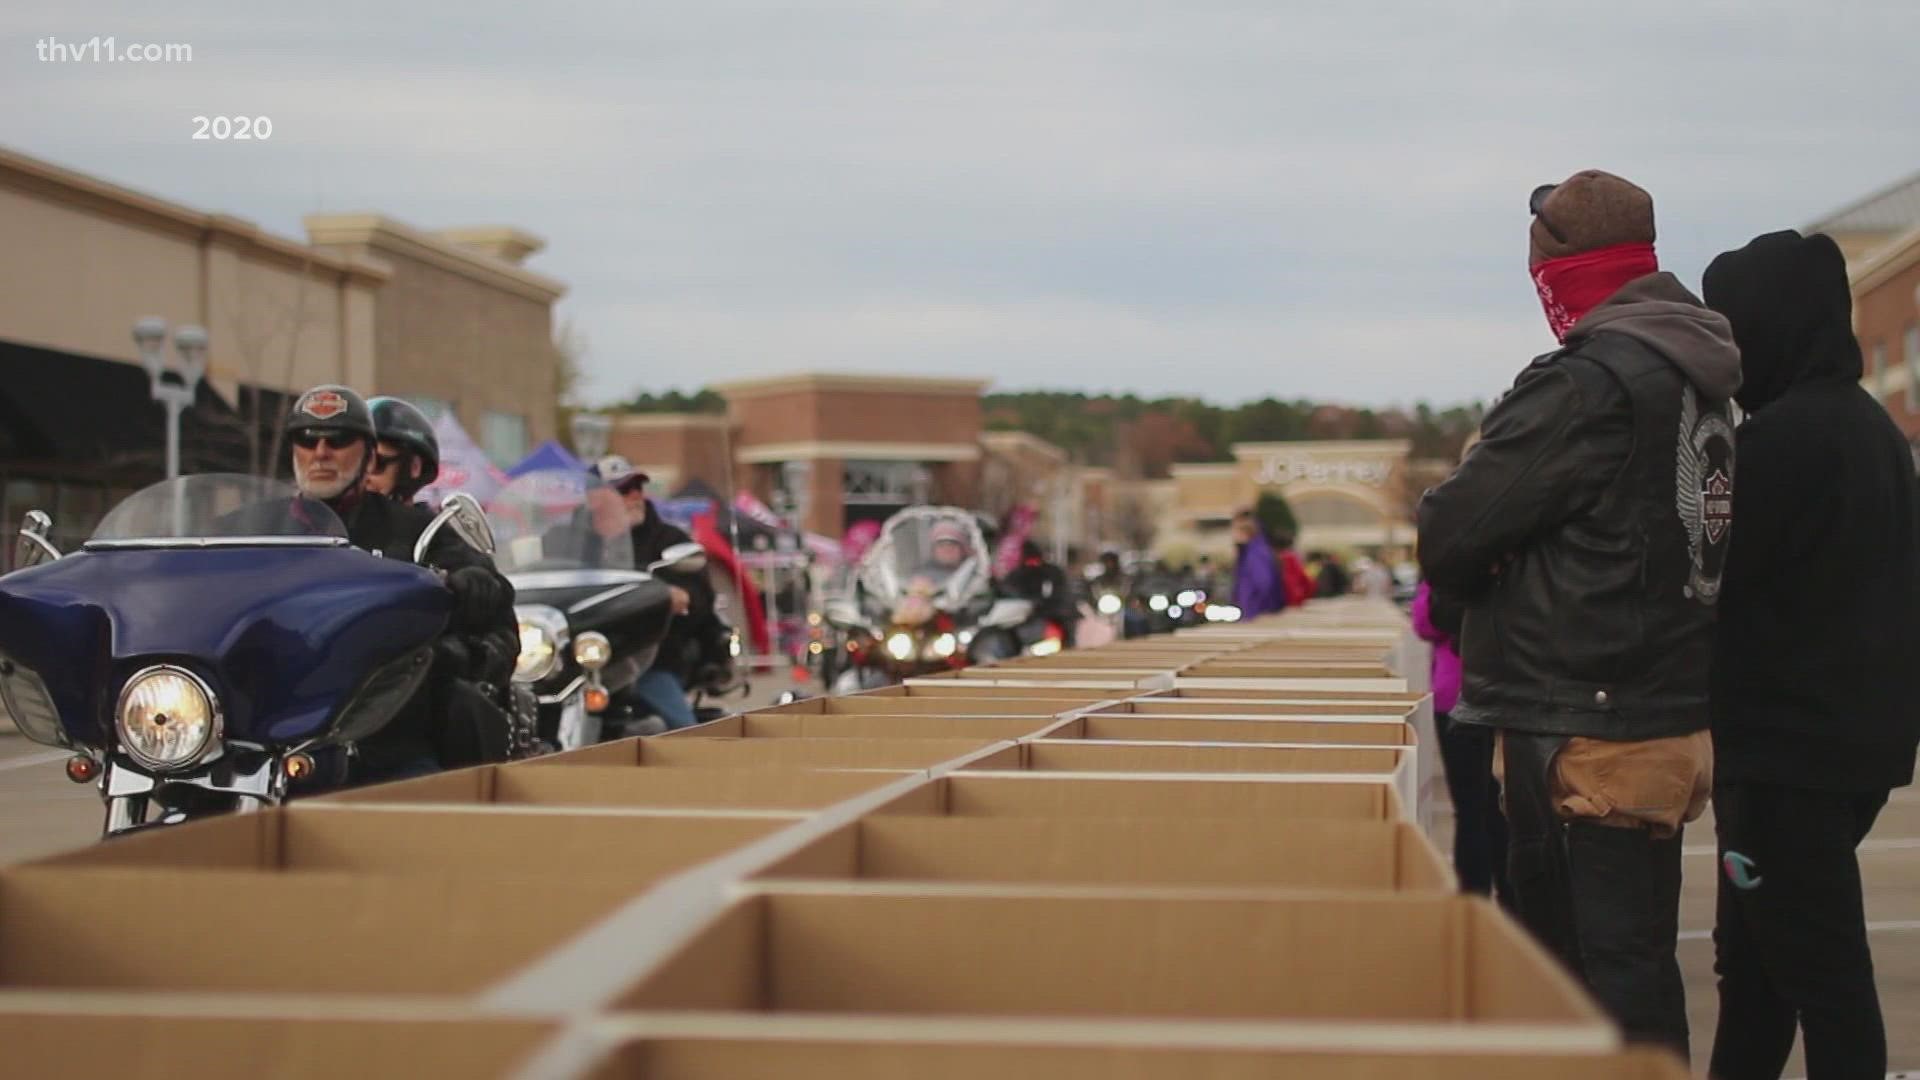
left=759, top=695, right=1107, bottom=717
left=1112, top=697, right=1420, bottom=716
left=0, top=866, right=640, bottom=993
left=617, top=889, right=1603, bottom=1028
left=876, top=774, right=1401, bottom=822
left=1147, top=688, right=1428, bottom=704
left=754, top=817, right=1451, bottom=891
left=1058, top=715, right=1413, bottom=747
left=30, top=805, right=791, bottom=884
left=1006, top=740, right=1407, bottom=776
left=727, top=714, right=1062, bottom=740
left=641, top=737, right=1020, bottom=770
left=0, top=1011, right=556, bottom=1080
left=1183, top=663, right=1394, bottom=679
left=310, top=764, right=906, bottom=809
left=589, top=1034, right=1686, bottom=1080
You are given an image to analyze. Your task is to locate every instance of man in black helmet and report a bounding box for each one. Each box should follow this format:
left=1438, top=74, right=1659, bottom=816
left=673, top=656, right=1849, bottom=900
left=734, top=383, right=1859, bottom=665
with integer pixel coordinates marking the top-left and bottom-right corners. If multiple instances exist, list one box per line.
left=279, top=385, right=513, bottom=783
left=367, top=395, right=524, bottom=763
left=366, top=396, right=441, bottom=505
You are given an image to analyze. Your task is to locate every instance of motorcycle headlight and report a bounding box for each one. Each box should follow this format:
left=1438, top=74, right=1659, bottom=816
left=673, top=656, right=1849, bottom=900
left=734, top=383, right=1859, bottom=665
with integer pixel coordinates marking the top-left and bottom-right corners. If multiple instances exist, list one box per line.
left=729, top=632, right=743, bottom=658
left=1097, top=593, right=1123, bottom=616
left=115, top=665, right=220, bottom=771
left=1149, top=594, right=1170, bottom=612
left=1167, top=606, right=1184, bottom=621
left=929, top=632, right=958, bottom=659
left=514, top=606, right=568, bottom=683
left=1028, top=637, right=1064, bottom=658
left=886, top=632, right=917, bottom=662
left=1206, top=604, right=1244, bottom=623
left=1176, top=590, right=1200, bottom=608
left=571, top=631, right=612, bottom=671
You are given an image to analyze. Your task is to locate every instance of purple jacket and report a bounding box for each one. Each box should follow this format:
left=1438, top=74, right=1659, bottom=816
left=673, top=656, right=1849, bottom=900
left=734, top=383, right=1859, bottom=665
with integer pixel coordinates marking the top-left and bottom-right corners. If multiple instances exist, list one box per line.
left=1410, top=582, right=1461, bottom=715
left=1233, top=532, right=1287, bottom=617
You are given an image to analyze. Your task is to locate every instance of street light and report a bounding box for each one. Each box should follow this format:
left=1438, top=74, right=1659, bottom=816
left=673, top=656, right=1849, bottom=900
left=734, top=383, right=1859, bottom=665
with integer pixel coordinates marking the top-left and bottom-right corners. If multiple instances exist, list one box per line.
left=570, top=412, right=612, bottom=462
left=132, top=317, right=209, bottom=480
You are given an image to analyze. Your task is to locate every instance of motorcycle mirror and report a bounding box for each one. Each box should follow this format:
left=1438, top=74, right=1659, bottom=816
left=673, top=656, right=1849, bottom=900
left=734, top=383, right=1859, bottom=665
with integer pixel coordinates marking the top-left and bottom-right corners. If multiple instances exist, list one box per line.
left=414, top=492, right=497, bottom=564
left=648, top=541, right=708, bottom=576
left=13, top=510, right=62, bottom=570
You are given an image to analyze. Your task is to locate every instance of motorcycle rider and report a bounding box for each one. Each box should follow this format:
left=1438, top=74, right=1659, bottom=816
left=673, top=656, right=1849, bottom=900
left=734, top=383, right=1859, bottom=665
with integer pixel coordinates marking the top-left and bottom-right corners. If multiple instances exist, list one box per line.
left=367, top=395, right=526, bottom=758
left=1000, top=538, right=1080, bottom=644
left=913, top=520, right=976, bottom=585
left=596, top=455, right=716, bottom=731
left=279, top=385, right=515, bottom=782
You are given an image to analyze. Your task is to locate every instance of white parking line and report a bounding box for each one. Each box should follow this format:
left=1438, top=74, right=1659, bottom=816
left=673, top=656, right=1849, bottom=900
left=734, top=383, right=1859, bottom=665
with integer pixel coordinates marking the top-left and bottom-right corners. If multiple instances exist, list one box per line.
left=0, top=750, right=66, bottom=773
left=1684, top=838, right=1920, bottom=856
left=1679, top=920, right=1920, bottom=942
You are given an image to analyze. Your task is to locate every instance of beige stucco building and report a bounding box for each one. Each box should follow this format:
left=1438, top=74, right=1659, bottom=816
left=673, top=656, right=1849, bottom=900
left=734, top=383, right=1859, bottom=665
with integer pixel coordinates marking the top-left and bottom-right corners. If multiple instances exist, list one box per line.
left=0, top=145, right=565, bottom=545
left=1150, top=439, right=1419, bottom=559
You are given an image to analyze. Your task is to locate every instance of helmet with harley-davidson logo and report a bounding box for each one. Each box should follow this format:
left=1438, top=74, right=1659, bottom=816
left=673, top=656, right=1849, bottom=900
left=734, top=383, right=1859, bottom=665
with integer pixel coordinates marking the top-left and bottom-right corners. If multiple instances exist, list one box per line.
left=287, top=384, right=376, bottom=442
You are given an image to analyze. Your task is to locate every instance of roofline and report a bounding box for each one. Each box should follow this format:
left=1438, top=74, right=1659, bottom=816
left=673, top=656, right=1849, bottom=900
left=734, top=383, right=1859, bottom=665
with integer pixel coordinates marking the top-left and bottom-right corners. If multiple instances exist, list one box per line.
left=1850, top=223, right=1920, bottom=296
left=0, top=145, right=390, bottom=286
left=610, top=412, right=731, bottom=432
left=1805, top=169, right=1920, bottom=234
left=979, top=430, right=1069, bottom=463
left=713, top=373, right=992, bottom=400
left=304, top=213, right=567, bottom=303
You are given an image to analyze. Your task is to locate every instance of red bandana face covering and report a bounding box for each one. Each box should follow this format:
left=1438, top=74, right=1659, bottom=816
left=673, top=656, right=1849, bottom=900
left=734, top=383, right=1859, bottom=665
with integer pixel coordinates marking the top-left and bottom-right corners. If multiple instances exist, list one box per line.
left=1531, top=242, right=1659, bottom=343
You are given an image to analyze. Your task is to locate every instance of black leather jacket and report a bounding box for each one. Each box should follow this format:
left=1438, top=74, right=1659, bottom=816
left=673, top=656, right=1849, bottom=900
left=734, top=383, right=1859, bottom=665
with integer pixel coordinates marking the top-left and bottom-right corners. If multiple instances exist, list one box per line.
left=1417, top=275, right=1741, bottom=740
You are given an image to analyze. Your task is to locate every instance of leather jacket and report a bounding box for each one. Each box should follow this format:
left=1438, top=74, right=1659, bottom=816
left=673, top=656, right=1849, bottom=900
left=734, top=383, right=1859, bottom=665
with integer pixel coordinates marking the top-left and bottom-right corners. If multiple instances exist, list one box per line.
left=1418, top=277, right=1741, bottom=740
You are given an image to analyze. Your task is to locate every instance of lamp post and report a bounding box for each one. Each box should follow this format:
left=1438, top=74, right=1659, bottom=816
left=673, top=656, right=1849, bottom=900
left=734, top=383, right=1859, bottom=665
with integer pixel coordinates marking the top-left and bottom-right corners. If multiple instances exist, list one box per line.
left=570, top=412, right=612, bottom=463
left=132, top=318, right=209, bottom=480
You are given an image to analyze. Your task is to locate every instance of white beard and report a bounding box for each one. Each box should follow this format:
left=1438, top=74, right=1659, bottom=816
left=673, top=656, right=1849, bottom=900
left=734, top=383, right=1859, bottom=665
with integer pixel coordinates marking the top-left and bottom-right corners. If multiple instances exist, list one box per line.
left=296, top=459, right=355, bottom=501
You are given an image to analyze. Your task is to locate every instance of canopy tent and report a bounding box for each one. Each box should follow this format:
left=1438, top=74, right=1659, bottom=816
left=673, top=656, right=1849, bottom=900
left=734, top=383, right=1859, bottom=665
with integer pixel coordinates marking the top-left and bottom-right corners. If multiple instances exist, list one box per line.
left=416, top=411, right=509, bottom=508
left=506, top=440, right=586, bottom=479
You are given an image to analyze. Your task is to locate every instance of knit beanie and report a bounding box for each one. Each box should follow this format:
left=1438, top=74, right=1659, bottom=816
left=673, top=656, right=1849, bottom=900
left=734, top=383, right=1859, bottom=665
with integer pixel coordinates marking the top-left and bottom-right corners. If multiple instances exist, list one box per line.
left=1530, top=170, right=1657, bottom=266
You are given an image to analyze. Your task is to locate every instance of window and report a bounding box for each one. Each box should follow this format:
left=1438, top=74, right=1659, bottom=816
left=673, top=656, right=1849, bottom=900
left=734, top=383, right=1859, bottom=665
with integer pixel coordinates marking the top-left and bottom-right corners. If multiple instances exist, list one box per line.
left=1907, top=325, right=1920, bottom=411
left=481, top=411, right=528, bottom=468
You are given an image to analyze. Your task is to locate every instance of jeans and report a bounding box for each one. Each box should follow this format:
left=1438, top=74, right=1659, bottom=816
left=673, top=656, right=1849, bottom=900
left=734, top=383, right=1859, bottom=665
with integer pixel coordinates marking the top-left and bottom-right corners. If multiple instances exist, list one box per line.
left=632, top=668, right=700, bottom=730
left=1501, top=731, right=1690, bottom=1057
left=1435, top=712, right=1512, bottom=901
left=1710, top=782, right=1890, bottom=1080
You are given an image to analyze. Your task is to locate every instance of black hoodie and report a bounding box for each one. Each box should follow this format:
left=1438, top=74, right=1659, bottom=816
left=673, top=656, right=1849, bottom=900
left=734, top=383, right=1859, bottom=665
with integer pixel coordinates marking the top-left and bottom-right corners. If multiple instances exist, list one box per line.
left=1702, top=230, right=1920, bottom=792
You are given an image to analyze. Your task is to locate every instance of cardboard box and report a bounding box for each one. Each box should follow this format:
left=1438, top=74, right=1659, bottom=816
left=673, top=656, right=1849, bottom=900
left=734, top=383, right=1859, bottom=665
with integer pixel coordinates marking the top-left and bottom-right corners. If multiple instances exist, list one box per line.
left=1181, top=663, right=1394, bottom=680
left=754, top=816, right=1451, bottom=891
left=616, top=888, right=1605, bottom=1032
left=322, top=765, right=910, bottom=811
left=993, top=740, right=1409, bottom=777
left=580, top=1030, right=1684, bottom=1080
left=873, top=774, right=1404, bottom=822
left=1102, top=697, right=1419, bottom=716
left=674, top=713, right=1062, bottom=741
left=1143, top=688, right=1428, bottom=705
left=1052, top=714, right=1414, bottom=747
left=0, top=1010, right=556, bottom=1080
left=0, top=866, right=639, bottom=994
left=863, top=683, right=1116, bottom=701
left=755, top=695, right=1107, bottom=717
left=28, top=804, right=791, bottom=882
left=534, top=736, right=1020, bottom=771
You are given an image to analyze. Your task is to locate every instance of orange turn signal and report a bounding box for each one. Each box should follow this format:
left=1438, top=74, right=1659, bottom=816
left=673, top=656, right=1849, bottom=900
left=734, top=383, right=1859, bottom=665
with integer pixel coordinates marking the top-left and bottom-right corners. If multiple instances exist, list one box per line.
left=65, top=755, right=99, bottom=784
left=283, top=753, right=317, bottom=782
left=584, top=686, right=611, bottom=713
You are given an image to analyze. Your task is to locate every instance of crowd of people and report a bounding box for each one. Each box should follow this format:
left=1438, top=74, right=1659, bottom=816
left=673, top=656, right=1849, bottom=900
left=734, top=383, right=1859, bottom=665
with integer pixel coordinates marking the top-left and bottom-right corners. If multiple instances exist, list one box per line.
left=1414, top=170, right=1920, bottom=1078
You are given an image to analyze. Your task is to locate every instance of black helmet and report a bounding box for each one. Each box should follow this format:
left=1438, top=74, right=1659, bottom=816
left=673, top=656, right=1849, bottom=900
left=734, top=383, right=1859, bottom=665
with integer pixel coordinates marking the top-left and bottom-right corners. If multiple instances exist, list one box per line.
left=286, top=385, right=376, bottom=442
left=369, top=396, right=441, bottom=491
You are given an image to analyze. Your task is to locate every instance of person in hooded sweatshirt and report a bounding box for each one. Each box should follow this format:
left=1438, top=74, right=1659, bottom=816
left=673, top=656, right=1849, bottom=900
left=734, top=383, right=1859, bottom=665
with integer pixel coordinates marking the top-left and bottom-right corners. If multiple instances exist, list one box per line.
left=1417, top=170, right=1743, bottom=1057
left=1700, top=230, right=1920, bottom=1080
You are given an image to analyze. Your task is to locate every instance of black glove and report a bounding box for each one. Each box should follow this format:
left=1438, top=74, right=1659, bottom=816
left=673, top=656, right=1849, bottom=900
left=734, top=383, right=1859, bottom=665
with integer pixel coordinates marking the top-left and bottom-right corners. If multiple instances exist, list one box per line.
left=447, top=565, right=504, bottom=629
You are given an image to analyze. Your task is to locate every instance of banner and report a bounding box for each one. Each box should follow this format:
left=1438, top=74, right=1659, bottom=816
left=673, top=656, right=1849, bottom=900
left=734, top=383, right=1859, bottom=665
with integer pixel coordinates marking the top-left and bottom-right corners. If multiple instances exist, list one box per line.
left=992, top=503, right=1038, bottom=578
left=416, top=412, right=509, bottom=509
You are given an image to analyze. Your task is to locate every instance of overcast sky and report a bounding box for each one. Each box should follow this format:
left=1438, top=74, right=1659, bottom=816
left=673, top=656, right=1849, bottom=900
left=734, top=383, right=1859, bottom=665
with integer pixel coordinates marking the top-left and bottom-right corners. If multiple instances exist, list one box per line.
left=5, top=1, right=1918, bottom=409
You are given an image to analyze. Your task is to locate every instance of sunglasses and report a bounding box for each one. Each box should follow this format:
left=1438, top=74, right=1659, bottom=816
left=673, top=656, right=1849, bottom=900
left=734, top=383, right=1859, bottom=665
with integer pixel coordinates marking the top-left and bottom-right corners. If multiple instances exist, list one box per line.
left=290, top=429, right=361, bottom=451
left=1530, top=183, right=1569, bottom=245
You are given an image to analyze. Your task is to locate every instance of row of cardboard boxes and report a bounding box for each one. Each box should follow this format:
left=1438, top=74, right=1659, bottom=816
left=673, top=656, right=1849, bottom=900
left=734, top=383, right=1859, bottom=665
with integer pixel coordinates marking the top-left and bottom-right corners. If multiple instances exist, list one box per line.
left=0, top=600, right=1686, bottom=1078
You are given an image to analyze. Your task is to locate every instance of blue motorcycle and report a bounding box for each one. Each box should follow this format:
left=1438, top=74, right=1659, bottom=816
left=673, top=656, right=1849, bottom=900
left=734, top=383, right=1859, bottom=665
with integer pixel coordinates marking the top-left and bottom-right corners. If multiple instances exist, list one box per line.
left=0, top=474, right=491, bottom=836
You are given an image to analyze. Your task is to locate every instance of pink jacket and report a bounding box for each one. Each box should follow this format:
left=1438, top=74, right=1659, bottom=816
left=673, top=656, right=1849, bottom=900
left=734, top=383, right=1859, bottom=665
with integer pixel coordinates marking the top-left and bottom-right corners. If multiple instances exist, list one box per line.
left=1410, top=582, right=1461, bottom=716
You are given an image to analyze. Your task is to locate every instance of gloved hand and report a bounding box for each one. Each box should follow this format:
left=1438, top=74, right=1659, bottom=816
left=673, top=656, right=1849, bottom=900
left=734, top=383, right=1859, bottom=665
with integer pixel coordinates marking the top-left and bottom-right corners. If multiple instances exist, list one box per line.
left=447, top=565, right=504, bottom=628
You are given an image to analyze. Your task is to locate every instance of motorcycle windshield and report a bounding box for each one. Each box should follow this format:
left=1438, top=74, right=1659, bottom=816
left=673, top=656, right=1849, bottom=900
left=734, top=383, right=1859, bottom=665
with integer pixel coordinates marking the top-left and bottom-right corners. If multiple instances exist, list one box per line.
left=489, top=470, right=635, bottom=573
left=89, top=474, right=347, bottom=544
left=858, top=507, right=990, bottom=617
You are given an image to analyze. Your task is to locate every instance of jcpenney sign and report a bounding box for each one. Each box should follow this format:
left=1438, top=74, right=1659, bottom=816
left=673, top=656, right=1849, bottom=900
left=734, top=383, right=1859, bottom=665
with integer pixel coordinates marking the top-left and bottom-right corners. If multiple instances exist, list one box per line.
left=1255, top=455, right=1394, bottom=488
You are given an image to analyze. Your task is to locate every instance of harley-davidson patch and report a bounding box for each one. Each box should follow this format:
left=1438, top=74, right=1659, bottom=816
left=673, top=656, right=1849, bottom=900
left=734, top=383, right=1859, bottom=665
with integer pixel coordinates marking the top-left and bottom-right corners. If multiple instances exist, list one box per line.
left=301, top=390, right=349, bottom=420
